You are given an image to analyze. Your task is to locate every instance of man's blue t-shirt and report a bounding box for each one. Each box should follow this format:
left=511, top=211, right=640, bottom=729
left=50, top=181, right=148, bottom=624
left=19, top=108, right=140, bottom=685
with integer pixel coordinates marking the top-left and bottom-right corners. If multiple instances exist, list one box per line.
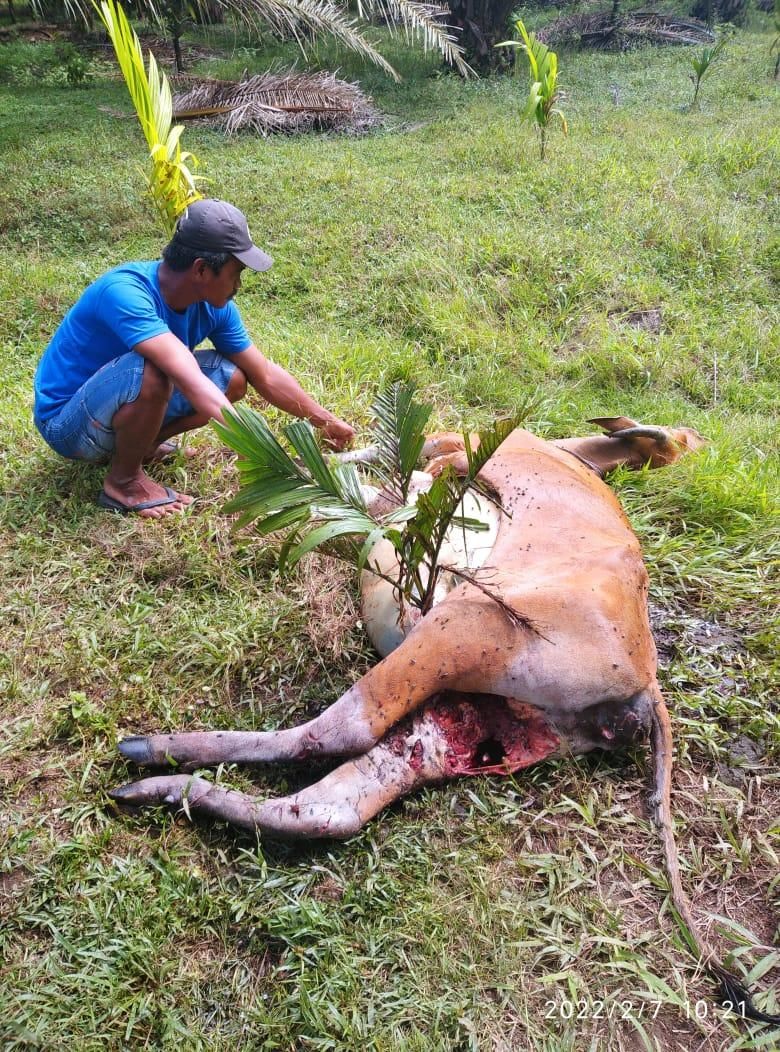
left=34, top=261, right=251, bottom=422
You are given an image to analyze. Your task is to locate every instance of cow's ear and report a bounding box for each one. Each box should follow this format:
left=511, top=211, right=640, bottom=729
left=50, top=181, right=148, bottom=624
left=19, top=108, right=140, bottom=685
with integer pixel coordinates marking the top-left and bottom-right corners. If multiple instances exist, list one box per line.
left=587, top=416, right=639, bottom=434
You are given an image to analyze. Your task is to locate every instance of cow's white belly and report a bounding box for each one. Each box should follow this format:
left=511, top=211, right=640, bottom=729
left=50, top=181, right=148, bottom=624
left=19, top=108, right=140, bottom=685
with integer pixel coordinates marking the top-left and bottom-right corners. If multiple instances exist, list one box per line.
left=360, top=480, right=502, bottom=658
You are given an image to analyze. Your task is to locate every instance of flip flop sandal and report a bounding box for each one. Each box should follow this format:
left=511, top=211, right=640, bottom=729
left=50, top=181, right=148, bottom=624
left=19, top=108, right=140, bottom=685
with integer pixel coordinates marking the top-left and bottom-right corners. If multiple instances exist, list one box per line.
left=97, top=486, right=179, bottom=515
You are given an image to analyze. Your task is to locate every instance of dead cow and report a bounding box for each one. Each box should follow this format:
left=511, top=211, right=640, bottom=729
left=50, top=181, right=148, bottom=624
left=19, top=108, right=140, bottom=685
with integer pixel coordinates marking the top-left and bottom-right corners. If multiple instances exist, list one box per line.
left=111, top=417, right=779, bottom=1024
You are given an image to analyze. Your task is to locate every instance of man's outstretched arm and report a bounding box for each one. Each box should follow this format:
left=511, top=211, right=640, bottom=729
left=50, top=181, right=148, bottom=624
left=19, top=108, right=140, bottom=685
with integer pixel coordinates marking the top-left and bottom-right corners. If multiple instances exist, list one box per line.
left=230, top=344, right=356, bottom=450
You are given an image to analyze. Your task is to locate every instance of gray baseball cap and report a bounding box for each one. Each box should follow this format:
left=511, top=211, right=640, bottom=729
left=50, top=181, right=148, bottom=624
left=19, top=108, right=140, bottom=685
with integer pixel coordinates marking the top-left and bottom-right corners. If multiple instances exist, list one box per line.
left=174, top=199, right=273, bottom=272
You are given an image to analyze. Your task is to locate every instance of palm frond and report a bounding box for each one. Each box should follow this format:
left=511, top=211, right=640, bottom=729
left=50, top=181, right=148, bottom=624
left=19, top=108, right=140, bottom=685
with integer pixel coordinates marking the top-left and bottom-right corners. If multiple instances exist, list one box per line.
left=215, top=392, right=532, bottom=620
left=30, top=0, right=93, bottom=25
left=356, top=0, right=471, bottom=77
left=369, top=382, right=432, bottom=504
left=94, top=0, right=203, bottom=233
left=132, top=0, right=468, bottom=79
left=282, top=516, right=377, bottom=568
left=464, top=416, right=518, bottom=478
left=214, top=0, right=402, bottom=81
left=221, top=0, right=470, bottom=78
left=215, top=406, right=378, bottom=557
left=214, top=401, right=303, bottom=470
left=391, top=409, right=527, bottom=613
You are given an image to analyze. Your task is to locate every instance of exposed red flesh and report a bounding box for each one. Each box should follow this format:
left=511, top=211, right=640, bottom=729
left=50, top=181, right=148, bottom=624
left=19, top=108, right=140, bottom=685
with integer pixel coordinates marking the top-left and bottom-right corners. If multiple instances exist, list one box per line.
left=429, top=693, right=559, bottom=777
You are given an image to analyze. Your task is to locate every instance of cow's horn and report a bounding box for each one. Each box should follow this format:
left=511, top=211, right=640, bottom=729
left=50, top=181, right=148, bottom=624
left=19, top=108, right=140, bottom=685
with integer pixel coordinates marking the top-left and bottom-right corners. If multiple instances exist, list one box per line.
left=609, top=426, right=674, bottom=445
left=588, top=416, right=639, bottom=434
left=331, top=445, right=381, bottom=464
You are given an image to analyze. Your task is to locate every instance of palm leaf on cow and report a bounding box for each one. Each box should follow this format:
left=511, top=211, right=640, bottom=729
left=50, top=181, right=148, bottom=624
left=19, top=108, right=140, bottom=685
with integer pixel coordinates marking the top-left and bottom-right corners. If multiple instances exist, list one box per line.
left=214, top=383, right=525, bottom=614
left=214, top=385, right=425, bottom=574
left=215, top=405, right=376, bottom=539
left=368, top=381, right=432, bottom=504
left=389, top=414, right=520, bottom=615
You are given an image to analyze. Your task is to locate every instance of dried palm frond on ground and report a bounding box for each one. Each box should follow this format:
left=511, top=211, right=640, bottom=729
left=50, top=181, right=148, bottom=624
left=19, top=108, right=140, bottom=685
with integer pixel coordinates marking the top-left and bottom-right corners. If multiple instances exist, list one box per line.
left=0, top=23, right=65, bottom=42
left=538, top=11, right=716, bottom=50
left=171, top=70, right=382, bottom=135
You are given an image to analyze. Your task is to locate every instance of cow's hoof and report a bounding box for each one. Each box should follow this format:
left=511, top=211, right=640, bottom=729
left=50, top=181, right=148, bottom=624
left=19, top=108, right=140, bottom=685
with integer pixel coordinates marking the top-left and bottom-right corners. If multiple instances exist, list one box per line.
left=118, top=736, right=154, bottom=765
left=109, top=781, right=146, bottom=805
left=109, top=776, right=189, bottom=808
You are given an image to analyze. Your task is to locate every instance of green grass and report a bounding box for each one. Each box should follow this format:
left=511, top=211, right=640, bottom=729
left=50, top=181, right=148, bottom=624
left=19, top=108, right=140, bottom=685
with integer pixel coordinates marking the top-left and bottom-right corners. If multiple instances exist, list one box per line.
left=0, top=14, right=778, bottom=1050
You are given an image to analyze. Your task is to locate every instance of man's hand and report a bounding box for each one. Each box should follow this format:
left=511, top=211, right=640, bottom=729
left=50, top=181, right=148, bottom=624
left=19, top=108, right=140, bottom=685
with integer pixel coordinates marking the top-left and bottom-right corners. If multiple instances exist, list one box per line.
left=231, top=347, right=356, bottom=451
left=319, top=416, right=356, bottom=452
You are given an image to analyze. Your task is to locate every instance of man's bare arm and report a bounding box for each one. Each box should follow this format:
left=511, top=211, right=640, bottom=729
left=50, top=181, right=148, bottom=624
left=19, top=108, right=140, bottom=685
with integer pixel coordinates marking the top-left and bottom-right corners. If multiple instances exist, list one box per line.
left=135, top=332, right=232, bottom=421
left=230, top=344, right=355, bottom=450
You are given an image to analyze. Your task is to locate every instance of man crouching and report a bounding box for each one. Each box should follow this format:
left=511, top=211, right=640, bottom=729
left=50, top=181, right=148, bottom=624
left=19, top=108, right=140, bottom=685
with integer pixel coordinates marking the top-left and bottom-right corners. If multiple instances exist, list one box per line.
left=33, top=199, right=355, bottom=519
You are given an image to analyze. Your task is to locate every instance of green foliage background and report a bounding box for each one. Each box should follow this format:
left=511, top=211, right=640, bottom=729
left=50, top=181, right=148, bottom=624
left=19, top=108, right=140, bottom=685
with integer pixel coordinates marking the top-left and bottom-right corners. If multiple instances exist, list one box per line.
left=0, top=16, right=777, bottom=1050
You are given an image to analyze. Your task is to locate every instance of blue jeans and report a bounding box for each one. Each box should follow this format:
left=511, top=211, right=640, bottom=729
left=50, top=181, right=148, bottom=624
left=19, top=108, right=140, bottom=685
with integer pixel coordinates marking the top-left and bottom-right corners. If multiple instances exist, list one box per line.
left=34, top=350, right=237, bottom=464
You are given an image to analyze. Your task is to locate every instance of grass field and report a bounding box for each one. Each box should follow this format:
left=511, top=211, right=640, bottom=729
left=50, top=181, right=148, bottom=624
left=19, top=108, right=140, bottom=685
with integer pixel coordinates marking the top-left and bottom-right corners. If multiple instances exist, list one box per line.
left=0, top=11, right=778, bottom=1050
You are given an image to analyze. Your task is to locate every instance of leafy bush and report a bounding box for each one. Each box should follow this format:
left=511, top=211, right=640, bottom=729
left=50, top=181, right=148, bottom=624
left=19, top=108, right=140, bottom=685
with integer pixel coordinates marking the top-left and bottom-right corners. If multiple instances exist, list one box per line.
left=0, top=40, right=94, bottom=86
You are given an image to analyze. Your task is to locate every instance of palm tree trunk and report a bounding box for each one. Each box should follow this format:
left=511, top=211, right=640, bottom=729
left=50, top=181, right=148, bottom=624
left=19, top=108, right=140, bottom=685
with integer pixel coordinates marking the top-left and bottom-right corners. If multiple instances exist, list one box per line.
left=172, top=30, right=184, bottom=74
left=446, top=0, right=517, bottom=73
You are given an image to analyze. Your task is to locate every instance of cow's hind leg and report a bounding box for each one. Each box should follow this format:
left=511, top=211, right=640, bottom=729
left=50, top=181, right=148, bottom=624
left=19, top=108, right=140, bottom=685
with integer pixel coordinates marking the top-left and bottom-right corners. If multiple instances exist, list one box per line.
left=112, top=691, right=562, bottom=839
left=119, top=601, right=515, bottom=769
left=117, top=677, right=388, bottom=769
left=112, top=705, right=453, bottom=838
left=117, top=678, right=389, bottom=769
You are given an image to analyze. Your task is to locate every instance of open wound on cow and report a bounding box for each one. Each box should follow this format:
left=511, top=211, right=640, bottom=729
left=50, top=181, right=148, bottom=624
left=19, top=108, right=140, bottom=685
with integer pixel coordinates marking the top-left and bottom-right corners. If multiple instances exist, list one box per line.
left=388, top=693, right=561, bottom=777
left=436, top=695, right=561, bottom=776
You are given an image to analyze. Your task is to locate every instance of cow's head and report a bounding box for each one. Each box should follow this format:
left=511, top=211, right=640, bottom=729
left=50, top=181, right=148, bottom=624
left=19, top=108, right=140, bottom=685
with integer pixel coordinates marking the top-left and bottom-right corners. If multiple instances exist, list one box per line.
left=588, top=417, right=708, bottom=469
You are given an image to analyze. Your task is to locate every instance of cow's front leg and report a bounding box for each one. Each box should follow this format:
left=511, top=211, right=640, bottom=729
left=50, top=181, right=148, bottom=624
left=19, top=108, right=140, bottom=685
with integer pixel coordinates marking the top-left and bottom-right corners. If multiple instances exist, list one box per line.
left=111, top=706, right=453, bottom=839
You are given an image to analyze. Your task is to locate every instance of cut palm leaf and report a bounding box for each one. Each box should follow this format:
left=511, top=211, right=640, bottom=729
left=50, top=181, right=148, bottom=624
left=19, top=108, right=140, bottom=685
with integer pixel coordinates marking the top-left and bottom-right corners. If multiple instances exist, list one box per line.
left=216, top=383, right=532, bottom=617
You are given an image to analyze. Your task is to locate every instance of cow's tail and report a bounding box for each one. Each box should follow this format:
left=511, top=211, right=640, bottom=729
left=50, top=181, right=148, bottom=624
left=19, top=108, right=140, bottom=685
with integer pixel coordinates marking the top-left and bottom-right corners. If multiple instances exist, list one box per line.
left=649, top=687, right=780, bottom=1026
